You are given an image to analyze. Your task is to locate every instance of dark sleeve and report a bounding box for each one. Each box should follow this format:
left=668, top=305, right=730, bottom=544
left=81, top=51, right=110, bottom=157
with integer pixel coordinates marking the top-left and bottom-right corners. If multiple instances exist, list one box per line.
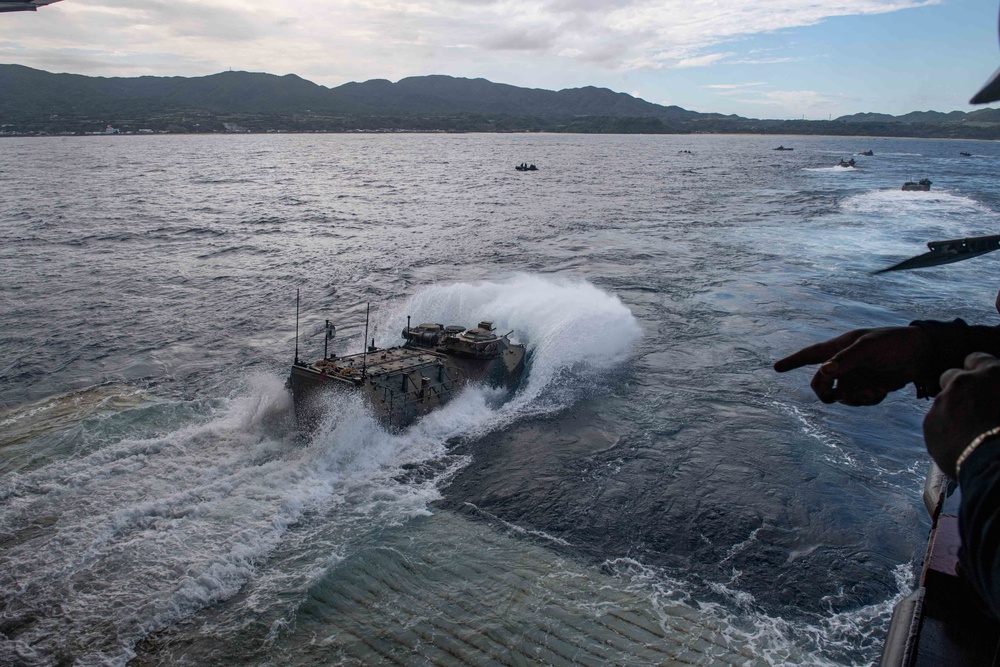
left=958, top=437, right=1000, bottom=619
left=908, top=320, right=1000, bottom=397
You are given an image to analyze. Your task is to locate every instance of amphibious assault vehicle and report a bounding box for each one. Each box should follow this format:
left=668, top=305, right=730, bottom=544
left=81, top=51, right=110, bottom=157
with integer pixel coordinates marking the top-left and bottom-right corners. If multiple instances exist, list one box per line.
left=902, top=178, right=932, bottom=192
left=289, top=315, right=526, bottom=427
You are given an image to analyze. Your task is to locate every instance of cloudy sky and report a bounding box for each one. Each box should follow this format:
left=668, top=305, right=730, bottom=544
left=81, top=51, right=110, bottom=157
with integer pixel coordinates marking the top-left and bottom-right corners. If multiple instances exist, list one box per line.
left=2, top=0, right=998, bottom=119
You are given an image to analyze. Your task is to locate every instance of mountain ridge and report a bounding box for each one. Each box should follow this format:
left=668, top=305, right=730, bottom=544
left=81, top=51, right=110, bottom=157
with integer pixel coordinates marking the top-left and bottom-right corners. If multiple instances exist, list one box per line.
left=2, top=64, right=998, bottom=138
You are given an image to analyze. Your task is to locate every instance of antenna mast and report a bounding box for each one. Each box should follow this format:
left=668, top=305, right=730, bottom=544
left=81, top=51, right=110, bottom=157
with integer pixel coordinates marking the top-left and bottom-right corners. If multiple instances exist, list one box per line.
left=361, top=302, right=370, bottom=379
left=294, top=289, right=300, bottom=364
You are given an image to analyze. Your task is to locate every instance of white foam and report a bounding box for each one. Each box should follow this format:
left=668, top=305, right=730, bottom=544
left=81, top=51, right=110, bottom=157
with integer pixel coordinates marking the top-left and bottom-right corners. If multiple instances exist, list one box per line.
left=841, top=188, right=991, bottom=221
left=0, top=374, right=431, bottom=665
left=0, top=276, right=642, bottom=665
left=803, top=166, right=858, bottom=172
left=742, top=181, right=996, bottom=281
left=603, top=556, right=915, bottom=666
left=370, top=273, right=642, bottom=421
left=720, top=522, right=765, bottom=564
left=460, top=501, right=574, bottom=547
left=773, top=401, right=925, bottom=493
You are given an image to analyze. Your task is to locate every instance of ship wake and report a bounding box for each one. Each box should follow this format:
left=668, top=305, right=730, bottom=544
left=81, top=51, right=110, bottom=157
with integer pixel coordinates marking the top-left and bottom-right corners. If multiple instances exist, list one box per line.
left=0, top=274, right=641, bottom=666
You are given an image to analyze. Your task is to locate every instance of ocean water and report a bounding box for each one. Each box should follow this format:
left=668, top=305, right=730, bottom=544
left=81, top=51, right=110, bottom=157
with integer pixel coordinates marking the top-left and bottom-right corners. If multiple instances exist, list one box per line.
left=1, top=133, right=998, bottom=666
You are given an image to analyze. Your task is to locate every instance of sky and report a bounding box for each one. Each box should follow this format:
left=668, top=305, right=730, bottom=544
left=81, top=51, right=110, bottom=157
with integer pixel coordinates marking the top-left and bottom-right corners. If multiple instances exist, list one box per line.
left=1, top=0, right=998, bottom=120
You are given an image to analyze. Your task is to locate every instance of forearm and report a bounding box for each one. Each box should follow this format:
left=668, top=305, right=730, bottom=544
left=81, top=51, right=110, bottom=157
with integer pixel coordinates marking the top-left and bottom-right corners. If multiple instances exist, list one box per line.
left=910, top=321, right=1000, bottom=397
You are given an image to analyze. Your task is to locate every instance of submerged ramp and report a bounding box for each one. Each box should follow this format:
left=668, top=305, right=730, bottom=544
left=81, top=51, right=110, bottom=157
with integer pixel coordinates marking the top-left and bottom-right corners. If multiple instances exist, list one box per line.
left=289, top=511, right=758, bottom=666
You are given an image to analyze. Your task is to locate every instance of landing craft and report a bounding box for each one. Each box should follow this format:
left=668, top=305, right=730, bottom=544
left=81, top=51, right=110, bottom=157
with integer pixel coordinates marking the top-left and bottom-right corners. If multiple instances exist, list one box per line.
left=901, top=178, right=932, bottom=192
left=0, top=0, right=63, bottom=12
left=287, top=295, right=526, bottom=428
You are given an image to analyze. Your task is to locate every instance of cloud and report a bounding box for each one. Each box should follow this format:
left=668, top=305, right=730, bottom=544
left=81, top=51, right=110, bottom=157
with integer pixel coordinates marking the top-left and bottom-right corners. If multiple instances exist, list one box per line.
left=675, top=52, right=735, bottom=68
left=705, top=82, right=767, bottom=91
left=730, top=56, right=796, bottom=65
left=724, top=87, right=846, bottom=117
left=67, top=0, right=270, bottom=42
left=0, top=0, right=938, bottom=85
left=706, top=82, right=766, bottom=89
left=482, top=26, right=560, bottom=51
left=532, top=0, right=937, bottom=70
left=700, top=77, right=852, bottom=116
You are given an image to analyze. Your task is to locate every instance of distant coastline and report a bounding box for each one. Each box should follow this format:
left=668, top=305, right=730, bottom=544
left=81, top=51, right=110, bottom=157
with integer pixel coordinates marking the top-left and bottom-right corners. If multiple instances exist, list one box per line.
left=4, top=131, right=999, bottom=143
left=3, top=65, right=999, bottom=140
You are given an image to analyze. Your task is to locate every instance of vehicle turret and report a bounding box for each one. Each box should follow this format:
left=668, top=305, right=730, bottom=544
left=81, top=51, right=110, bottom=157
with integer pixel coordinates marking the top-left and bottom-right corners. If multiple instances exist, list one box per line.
left=402, top=322, right=447, bottom=347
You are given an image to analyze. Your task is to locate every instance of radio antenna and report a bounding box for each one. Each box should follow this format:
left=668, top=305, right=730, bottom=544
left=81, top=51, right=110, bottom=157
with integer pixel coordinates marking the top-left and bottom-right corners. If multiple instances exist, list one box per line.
left=294, top=289, right=300, bottom=364
left=361, top=302, right=370, bottom=379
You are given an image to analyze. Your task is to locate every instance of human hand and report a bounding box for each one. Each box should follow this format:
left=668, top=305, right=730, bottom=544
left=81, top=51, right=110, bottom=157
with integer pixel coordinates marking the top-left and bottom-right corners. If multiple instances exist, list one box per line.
left=923, top=353, right=1000, bottom=478
left=774, top=327, right=932, bottom=406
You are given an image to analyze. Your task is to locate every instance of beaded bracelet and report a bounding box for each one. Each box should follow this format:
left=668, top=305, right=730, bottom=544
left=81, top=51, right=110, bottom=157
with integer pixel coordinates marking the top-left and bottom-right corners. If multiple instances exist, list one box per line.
left=955, top=425, right=1000, bottom=477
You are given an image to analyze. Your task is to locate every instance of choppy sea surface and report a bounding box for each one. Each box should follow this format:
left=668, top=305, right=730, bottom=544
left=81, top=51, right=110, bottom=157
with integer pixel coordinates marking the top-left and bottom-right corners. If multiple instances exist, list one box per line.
left=1, top=133, right=998, bottom=666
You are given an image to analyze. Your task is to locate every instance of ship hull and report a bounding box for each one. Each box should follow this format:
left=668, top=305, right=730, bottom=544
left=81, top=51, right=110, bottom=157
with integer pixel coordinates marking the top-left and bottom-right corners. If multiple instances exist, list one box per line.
left=289, top=340, right=525, bottom=428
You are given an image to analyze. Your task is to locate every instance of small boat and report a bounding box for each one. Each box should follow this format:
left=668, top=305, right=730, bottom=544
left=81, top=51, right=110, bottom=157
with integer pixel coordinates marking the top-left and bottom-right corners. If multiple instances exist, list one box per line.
left=773, top=146, right=794, bottom=151
left=837, top=158, right=856, bottom=168
left=515, top=163, right=538, bottom=171
left=288, top=303, right=526, bottom=428
left=902, top=178, right=932, bottom=191
left=859, top=150, right=874, bottom=156
left=960, top=152, right=972, bottom=157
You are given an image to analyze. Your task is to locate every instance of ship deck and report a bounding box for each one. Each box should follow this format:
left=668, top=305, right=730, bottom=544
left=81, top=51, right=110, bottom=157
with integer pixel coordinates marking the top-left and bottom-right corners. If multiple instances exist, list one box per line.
left=308, top=346, right=446, bottom=380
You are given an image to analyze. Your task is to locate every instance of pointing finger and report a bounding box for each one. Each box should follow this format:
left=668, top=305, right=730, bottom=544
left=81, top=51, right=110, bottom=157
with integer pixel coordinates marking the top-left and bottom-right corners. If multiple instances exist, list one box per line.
left=774, top=331, right=865, bottom=373
left=775, top=342, right=838, bottom=373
